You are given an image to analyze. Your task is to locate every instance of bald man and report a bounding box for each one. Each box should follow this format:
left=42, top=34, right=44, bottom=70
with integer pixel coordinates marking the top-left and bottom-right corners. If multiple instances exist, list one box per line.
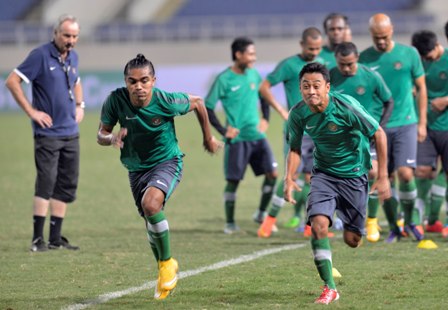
left=359, top=13, right=428, bottom=243
left=257, top=27, right=324, bottom=238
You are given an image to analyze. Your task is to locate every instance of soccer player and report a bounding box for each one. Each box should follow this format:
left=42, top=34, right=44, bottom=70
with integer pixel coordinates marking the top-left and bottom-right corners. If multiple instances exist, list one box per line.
left=97, top=54, right=222, bottom=300
left=257, top=27, right=323, bottom=238
left=284, top=62, right=390, bottom=304
left=411, top=30, right=448, bottom=236
left=330, top=42, right=394, bottom=242
left=320, top=13, right=350, bottom=69
left=359, top=13, right=428, bottom=243
left=205, top=37, right=278, bottom=234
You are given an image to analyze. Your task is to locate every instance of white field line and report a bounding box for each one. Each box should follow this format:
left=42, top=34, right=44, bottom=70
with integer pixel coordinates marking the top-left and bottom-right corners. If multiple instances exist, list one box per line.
left=62, top=243, right=306, bottom=310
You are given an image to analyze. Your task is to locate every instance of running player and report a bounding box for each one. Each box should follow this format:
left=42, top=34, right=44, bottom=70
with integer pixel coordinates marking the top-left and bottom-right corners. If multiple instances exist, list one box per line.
left=330, top=41, right=393, bottom=242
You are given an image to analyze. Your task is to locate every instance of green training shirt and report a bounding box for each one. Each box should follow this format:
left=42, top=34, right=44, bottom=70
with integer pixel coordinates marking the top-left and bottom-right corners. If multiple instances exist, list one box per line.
left=422, top=48, right=448, bottom=131
left=330, top=64, right=392, bottom=123
left=100, top=87, right=190, bottom=172
left=319, top=45, right=337, bottom=69
left=205, top=67, right=265, bottom=143
left=266, top=54, right=324, bottom=109
left=287, top=92, right=379, bottom=178
left=359, top=42, right=424, bottom=128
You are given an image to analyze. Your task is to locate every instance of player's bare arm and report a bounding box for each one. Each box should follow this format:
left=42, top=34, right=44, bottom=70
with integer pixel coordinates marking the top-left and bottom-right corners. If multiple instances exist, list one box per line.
left=259, top=80, right=289, bottom=120
left=284, top=148, right=302, bottom=204
left=430, top=96, right=448, bottom=112
left=414, top=75, right=428, bottom=142
left=97, top=122, right=127, bottom=148
left=370, top=126, right=391, bottom=201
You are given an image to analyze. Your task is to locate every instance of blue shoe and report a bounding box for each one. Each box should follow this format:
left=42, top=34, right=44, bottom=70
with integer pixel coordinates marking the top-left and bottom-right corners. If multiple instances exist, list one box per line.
left=385, top=230, right=401, bottom=243
left=405, top=224, right=424, bottom=241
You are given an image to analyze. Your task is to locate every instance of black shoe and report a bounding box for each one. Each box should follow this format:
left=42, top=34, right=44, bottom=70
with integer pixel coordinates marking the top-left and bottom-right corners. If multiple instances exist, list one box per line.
left=30, top=237, right=48, bottom=252
left=48, top=236, right=80, bottom=250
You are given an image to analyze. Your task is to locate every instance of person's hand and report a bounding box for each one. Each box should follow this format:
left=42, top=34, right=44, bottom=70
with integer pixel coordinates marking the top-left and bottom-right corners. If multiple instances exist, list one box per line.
left=225, top=126, right=240, bottom=139
left=111, top=128, right=128, bottom=148
left=258, top=119, right=269, bottom=133
left=417, top=123, right=427, bottom=143
left=30, top=109, right=52, bottom=128
left=283, top=178, right=302, bottom=204
left=203, top=136, right=224, bottom=154
left=280, top=108, right=289, bottom=121
left=75, top=106, right=85, bottom=123
left=430, top=97, right=447, bottom=112
left=369, top=176, right=391, bottom=202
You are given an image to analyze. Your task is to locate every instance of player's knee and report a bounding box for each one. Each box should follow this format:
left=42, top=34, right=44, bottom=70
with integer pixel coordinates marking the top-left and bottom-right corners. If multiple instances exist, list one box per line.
left=141, top=188, right=165, bottom=216
left=344, top=231, right=362, bottom=248
left=397, top=167, right=414, bottom=182
left=310, top=216, right=330, bottom=239
left=415, top=166, right=435, bottom=179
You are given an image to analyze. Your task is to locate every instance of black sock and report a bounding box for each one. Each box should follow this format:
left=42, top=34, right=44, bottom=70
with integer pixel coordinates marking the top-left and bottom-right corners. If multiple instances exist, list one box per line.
left=32, top=215, right=46, bottom=241
left=49, top=216, right=63, bottom=243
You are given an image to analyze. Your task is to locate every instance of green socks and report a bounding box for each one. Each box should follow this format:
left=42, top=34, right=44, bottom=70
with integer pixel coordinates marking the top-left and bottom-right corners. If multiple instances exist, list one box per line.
left=259, top=177, right=277, bottom=213
left=224, top=181, right=239, bottom=224
left=368, top=179, right=379, bottom=218
left=145, top=212, right=171, bottom=261
left=311, top=237, right=336, bottom=289
left=399, top=179, right=417, bottom=225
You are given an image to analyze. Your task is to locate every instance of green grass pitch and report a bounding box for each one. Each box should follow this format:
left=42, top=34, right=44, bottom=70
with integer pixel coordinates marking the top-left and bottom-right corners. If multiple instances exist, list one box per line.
left=0, top=111, right=447, bottom=309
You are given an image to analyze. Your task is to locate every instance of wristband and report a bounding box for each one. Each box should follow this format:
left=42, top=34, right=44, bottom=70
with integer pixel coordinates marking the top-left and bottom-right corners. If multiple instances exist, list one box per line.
left=76, top=101, right=86, bottom=109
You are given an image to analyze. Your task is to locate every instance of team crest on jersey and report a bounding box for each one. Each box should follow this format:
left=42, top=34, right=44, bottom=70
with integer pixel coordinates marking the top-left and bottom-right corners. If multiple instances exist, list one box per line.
left=151, top=117, right=162, bottom=126
left=356, top=86, right=366, bottom=95
left=394, top=62, right=402, bottom=70
left=327, top=122, right=338, bottom=132
left=250, top=83, right=256, bottom=90
left=439, top=71, right=447, bottom=80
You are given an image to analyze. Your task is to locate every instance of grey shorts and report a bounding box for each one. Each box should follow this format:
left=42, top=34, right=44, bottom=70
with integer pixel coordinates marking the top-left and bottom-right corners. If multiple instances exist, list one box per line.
left=129, top=157, right=183, bottom=217
left=385, top=124, right=417, bottom=173
left=307, top=168, right=368, bottom=235
left=417, top=129, right=448, bottom=172
left=34, top=135, right=79, bottom=203
left=224, top=138, right=277, bottom=181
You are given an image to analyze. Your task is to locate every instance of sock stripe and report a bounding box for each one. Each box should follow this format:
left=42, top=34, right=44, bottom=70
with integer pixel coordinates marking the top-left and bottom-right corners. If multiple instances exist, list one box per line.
left=272, top=195, right=285, bottom=207
left=147, top=220, right=169, bottom=233
left=398, top=189, right=417, bottom=200
left=431, top=184, right=446, bottom=196
left=313, top=249, right=332, bottom=262
left=224, top=192, right=236, bottom=201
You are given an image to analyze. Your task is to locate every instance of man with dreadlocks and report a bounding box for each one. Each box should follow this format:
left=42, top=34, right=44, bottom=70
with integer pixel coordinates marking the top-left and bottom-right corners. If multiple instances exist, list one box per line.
left=97, top=53, right=222, bottom=300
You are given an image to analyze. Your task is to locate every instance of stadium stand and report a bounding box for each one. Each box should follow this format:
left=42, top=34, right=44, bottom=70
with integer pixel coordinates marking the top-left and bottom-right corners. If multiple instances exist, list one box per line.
left=0, top=0, right=433, bottom=44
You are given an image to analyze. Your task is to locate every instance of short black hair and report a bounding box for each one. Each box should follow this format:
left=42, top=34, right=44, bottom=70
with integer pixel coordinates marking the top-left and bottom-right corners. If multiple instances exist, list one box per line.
left=334, top=41, right=358, bottom=57
left=323, top=13, right=349, bottom=33
left=411, top=30, right=437, bottom=57
left=231, top=37, right=254, bottom=61
left=302, top=27, right=322, bottom=42
left=299, top=62, right=330, bottom=83
left=124, top=53, right=155, bottom=76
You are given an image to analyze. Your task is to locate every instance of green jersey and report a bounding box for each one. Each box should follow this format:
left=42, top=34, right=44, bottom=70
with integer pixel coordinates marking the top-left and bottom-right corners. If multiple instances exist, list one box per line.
left=359, top=42, right=424, bottom=128
left=205, top=67, right=265, bottom=143
left=319, top=46, right=337, bottom=69
left=267, top=54, right=324, bottom=109
left=287, top=92, right=379, bottom=178
left=330, top=64, right=392, bottom=123
left=422, top=48, right=448, bottom=131
left=100, top=87, right=190, bottom=172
